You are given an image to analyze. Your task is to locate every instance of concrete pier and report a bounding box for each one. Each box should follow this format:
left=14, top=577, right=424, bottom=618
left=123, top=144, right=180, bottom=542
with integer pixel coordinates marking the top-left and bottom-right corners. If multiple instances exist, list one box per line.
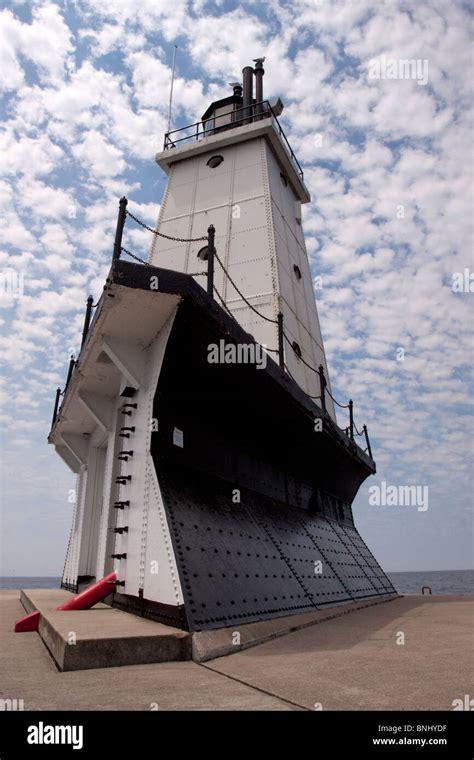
left=17, top=586, right=397, bottom=668
left=19, top=589, right=191, bottom=670
left=1, top=590, right=472, bottom=710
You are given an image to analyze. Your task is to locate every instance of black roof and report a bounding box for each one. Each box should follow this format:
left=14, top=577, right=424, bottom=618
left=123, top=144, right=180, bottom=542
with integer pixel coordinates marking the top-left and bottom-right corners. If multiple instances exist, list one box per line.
left=201, top=94, right=245, bottom=121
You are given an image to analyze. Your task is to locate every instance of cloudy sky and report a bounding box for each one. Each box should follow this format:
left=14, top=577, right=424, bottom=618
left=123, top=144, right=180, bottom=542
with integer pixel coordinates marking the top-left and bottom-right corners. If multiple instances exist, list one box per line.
left=0, top=0, right=472, bottom=577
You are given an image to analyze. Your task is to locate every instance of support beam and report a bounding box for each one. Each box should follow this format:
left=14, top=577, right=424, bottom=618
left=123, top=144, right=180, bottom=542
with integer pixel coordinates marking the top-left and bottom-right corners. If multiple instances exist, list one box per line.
left=61, top=433, right=90, bottom=466
left=101, top=337, right=145, bottom=390
left=78, top=392, right=114, bottom=433
left=55, top=444, right=81, bottom=474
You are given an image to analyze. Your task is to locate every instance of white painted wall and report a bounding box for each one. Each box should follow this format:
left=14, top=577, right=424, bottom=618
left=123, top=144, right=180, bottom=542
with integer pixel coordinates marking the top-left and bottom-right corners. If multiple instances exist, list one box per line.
left=61, top=472, right=80, bottom=587
left=78, top=445, right=106, bottom=578
left=265, top=144, right=336, bottom=415
left=119, top=309, right=183, bottom=605
left=60, top=302, right=184, bottom=609
left=62, top=466, right=87, bottom=587
left=95, top=417, right=122, bottom=580
left=150, top=133, right=335, bottom=418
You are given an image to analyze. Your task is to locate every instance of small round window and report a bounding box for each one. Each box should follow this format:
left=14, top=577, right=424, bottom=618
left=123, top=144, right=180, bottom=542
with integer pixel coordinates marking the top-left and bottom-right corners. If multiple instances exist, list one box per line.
left=293, top=264, right=302, bottom=280
left=206, top=155, right=224, bottom=168
left=280, top=172, right=288, bottom=187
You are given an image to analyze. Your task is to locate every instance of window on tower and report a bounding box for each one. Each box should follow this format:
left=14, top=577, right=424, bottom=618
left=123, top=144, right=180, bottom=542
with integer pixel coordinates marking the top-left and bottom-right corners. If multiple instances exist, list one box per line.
left=206, top=155, right=224, bottom=168
left=203, top=118, right=215, bottom=133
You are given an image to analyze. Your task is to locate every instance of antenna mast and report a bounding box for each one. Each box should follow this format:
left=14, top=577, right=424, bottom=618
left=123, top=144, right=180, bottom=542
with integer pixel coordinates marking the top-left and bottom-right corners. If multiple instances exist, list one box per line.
left=167, top=45, right=178, bottom=134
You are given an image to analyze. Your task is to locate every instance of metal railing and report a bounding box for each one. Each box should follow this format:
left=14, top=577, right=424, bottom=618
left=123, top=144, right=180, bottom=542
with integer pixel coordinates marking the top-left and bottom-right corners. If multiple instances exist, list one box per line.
left=163, top=99, right=304, bottom=181
left=50, top=198, right=374, bottom=463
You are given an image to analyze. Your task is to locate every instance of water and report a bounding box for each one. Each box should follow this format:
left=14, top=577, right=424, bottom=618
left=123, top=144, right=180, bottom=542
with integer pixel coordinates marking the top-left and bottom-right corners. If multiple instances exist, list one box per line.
left=0, top=577, right=61, bottom=589
left=388, top=569, right=473, bottom=596
left=1, top=570, right=472, bottom=595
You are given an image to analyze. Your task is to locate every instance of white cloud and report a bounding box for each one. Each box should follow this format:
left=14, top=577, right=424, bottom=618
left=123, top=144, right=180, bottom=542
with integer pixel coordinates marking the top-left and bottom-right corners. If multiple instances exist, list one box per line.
left=0, top=0, right=472, bottom=575
left=80, top=0, right=188, bottom=41
left=0, top=130, right=64, bottom=178
left=0, top=4, right=73, bottom=92
left=72, top=129, right=127, bottom=177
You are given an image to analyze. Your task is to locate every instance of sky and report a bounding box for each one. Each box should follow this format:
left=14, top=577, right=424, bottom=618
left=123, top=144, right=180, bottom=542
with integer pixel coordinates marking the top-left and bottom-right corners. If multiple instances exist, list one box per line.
left=0, top=0, right=472, bottom=576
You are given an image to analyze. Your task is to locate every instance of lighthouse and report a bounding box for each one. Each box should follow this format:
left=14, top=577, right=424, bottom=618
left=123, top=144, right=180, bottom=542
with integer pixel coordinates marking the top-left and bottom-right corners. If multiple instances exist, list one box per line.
left=150, top=62, right=336, bottom=417
left=49, top=60, right=396, bottom=633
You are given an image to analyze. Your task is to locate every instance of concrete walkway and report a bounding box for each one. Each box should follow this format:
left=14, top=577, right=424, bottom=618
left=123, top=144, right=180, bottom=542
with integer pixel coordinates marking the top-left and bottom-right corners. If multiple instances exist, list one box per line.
left=1, top=590, right=472, bottom=710
left=205, top=594, right=474, bottom=710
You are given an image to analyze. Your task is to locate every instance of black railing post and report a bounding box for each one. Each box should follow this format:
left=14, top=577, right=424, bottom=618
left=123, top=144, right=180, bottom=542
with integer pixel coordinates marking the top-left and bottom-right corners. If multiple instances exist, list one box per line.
left=363, top=424, right=373, bottom=459
left=318, top=364, right=327, bottom=412
left=277, top=312, right=284, bottom=369
left=65, top=354, right=76, bottom=389
left=207, top=224, right=215, bottom=298
left=113, top=196, right=128, bottom=262
left=349, top=399, right=354, bottom=441
left=81, top=295, right=94, bottom=349
left=52, top=387, right=61, bottom=428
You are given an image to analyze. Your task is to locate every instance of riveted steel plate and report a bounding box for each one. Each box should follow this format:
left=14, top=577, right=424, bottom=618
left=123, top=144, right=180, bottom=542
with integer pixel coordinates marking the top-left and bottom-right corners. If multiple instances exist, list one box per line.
left=157, top=462, right=396, bottom=631
left=339, top=524, right=397, bottom=595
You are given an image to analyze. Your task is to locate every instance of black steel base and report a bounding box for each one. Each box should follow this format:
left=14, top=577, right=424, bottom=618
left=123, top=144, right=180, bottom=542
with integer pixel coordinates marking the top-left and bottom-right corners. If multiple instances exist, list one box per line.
left=61, top=262, right=396, bottom=629
left=157, top=461, right=396, bottom=631
left=111, top=592, right=187, bottom=629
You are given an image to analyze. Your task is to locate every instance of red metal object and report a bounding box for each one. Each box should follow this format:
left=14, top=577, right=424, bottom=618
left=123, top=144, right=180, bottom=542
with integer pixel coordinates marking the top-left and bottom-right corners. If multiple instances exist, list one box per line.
left=57, top=571, right=117, bottom=611
left=15, top=610, right=40, bottom=632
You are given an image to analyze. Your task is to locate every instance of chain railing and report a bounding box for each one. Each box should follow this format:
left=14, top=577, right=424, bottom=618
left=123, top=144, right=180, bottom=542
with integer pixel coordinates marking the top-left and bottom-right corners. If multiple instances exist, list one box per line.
left=51, top=196, right=373, bottom=461
left=119, top=198, right=372, bottom=455
left=126, top=209, right=208, bottom=243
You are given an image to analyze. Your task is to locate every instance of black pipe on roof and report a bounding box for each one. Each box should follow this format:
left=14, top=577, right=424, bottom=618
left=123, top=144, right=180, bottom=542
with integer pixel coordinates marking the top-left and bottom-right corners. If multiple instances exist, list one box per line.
left=242, top=65, right=254, bottom=124
left=253, top=57, right=265, bottom=116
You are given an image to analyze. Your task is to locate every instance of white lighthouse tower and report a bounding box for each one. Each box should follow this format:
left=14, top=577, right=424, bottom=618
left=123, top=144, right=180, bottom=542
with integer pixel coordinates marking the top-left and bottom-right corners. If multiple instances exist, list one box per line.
left=49, top=60, right=394, bottom=635
left=150, top=63, right=335, bottom=418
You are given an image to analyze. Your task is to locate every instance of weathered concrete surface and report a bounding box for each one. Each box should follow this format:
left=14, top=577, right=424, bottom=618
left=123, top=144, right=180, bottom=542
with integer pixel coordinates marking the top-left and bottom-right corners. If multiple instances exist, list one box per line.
left=1, top=590, right=472, bottom=710
left=20, top=587, right=397, bottom=668
left=205, top=594, right=474, bottom=711
left=20, top=588, right=191, bottom=670
left=193, top=594, right=397, bottom=661
left=0, top=591, right=297, bottom=710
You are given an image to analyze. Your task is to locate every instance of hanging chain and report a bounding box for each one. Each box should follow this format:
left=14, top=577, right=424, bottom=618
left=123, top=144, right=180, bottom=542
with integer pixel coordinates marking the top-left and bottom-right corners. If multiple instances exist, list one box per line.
left=213, top=250, right=278, bottom=325
left=126, top=210, right=207, bottom=243
left=122, top=208, right=366, bottom=440
left=120, top=246, right=150, bottom=266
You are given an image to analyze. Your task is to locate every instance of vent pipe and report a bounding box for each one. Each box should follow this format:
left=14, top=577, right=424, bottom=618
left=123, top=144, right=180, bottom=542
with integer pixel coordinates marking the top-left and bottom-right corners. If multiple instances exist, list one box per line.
left=253, top=57, right=265, bottom=116
left=229, top=82, right=242, bottom=123
left=242, top=65, right=254, bottom=124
